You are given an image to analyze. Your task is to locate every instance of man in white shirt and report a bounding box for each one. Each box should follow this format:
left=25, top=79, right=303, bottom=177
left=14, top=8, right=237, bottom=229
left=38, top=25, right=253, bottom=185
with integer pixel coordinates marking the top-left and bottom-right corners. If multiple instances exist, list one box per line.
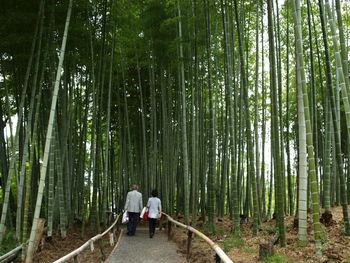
left=124, top=184, right=143, bottom=236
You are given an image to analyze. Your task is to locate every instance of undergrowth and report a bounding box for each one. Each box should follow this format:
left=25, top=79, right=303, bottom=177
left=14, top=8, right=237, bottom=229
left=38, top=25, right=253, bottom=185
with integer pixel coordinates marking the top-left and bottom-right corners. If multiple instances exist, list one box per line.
left=0, top=231, right=18, bottom=256
left=202, top=222, right=225, bottom=235
left=222, top=235, right=245, bottom=252
left=263, top=253, right=292, bottom=263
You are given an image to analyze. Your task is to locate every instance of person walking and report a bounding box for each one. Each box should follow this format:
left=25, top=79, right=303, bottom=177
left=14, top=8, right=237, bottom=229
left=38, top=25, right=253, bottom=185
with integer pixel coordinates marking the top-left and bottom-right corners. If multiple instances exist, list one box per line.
left=124, top=184, right=143, bottom=236
left=147, top=189, right=162, bottom=238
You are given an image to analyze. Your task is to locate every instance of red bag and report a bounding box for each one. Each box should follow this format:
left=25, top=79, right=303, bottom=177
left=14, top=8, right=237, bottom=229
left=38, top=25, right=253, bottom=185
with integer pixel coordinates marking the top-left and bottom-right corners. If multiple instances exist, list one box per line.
left=143, top=210, right=149, bottom=221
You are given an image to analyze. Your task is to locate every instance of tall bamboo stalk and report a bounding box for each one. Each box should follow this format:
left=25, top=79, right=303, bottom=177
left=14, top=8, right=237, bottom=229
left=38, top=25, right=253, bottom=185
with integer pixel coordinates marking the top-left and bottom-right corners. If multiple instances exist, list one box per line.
left=0, top=0, right=44, bottom=244
left=293, top=0, right=323, bottom=254
left=324, top=0, right=350, bottom=236
left=267, top=0, right=285, bottom=247
left=25, top=0, right=73, bottom=261
left=177, top=0, right=190, bottom=225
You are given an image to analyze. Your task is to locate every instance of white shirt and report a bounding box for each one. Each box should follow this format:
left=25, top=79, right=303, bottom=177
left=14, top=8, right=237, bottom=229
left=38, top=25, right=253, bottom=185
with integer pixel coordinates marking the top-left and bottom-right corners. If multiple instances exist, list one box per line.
left=147, top=197, right=161, bottom=219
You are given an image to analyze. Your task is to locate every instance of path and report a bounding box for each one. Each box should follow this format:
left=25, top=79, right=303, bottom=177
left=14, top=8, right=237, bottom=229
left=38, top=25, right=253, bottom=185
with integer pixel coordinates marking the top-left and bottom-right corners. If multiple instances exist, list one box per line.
left=108, top=227, right=186, bottom=263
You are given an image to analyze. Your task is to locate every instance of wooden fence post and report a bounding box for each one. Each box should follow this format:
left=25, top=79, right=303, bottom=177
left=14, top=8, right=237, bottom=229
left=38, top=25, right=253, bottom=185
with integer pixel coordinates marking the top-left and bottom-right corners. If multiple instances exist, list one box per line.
left=167, top=221, right=172, bottom=241
left=116, top=222, right=120, bottom=234
left=186, top=231, right=193, bottom=260
left=73, top=255, right=79, bottom=263
left=98, top=239, right=106, bottom=261
left=116, top=214, right=120, bottom=233
left=215, top=254, right=221, bottom=263
left=109, top=232, right=114, bottom=246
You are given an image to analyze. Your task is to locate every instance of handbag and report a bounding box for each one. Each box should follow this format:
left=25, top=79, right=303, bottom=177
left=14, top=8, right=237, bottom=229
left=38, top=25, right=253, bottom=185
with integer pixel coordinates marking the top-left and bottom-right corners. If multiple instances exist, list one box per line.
left=143, top=209, right=149, bottom=221
left=122, top=211, right=129, bottom=224
left=140, top=207, right=147, bottom=218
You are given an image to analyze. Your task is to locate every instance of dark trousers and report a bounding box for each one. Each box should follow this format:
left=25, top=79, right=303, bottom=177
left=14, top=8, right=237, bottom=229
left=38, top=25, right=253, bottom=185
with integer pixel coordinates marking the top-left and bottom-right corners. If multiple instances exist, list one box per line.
left=127, top=212, right=140, bottom=235
left=149, top=218, right=157, bottom=235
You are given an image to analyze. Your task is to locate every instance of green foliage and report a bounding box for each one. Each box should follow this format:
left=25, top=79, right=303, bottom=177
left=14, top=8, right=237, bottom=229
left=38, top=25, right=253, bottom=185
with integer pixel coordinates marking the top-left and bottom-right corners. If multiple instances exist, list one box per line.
left=260, top=225, right=279, bottom=234
left=243, top=248, right=257, bottom=254
left=263, top=253, right=292, bottom=263
left=0, top=0, right=348, bottom=258
left=202, top=223, right=224, bottom=235
left=213, top=227, right=225, bottom=234
left=319, top=231, right=328, bottom=242
left=222, top=236, right=245, bottom=252
left=0, top=231, right=17, bottom=256
left=202, top=222, right=214, bottom=234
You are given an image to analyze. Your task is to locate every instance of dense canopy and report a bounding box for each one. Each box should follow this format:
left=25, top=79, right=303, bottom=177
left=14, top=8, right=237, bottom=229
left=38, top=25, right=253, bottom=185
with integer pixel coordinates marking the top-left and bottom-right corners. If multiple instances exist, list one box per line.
left=1, top=0, right=350, bottom=261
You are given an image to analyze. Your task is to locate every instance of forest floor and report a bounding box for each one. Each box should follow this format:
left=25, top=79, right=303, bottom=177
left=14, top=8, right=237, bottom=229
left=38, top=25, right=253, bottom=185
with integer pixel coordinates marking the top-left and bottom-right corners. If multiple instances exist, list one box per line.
left=12, top=224, right=115, bottom=263
left=6, top=205, right=350, bottom=262
left=170, top=205, right=350, bottom=263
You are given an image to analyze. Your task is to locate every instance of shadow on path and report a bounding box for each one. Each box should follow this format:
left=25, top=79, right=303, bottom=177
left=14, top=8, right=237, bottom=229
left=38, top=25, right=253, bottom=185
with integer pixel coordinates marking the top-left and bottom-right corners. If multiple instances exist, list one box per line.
left=108, top=227, right=186, bottom=263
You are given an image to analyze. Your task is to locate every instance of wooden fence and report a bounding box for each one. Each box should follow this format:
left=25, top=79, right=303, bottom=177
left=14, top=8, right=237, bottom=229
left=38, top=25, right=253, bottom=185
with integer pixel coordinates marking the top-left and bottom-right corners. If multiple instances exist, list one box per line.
left=52, top=213, right=120, bottom=263
left=1, top=211, right=234, bottom=263
left=162, top=212, right=234, bottom=263
left=0, top=244, right=23, bottom=263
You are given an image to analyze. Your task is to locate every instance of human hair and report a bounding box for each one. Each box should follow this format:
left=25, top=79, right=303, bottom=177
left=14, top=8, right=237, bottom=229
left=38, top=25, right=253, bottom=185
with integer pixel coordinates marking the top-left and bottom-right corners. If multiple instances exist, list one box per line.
left=132, top=184, right=139, bottom=190
left=151, top=189, right=158, bottom=197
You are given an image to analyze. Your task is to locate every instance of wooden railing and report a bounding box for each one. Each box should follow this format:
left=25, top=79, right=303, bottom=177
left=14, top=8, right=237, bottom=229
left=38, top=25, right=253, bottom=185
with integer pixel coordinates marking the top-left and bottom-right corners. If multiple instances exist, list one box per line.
left=0, top=244, right=23, bottom=263
left=2, top=212, right=232, bottom=263
left=162, top=212, right=234, bottom=263
left=52, top=213, right=121, bottom=263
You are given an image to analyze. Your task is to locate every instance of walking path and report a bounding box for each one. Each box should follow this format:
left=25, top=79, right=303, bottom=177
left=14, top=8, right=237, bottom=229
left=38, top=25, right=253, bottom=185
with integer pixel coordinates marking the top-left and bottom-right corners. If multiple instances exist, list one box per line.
left=107, top=227, right=186, bottom=263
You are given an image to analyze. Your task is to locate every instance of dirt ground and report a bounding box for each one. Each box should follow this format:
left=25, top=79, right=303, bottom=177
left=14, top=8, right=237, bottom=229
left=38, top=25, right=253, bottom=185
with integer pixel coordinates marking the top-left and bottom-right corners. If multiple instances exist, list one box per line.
left=13, top=206, right=350, bottom=263
left=14, top=225, right=116, bottom=263
left=170, top=205, right=350, bottom=263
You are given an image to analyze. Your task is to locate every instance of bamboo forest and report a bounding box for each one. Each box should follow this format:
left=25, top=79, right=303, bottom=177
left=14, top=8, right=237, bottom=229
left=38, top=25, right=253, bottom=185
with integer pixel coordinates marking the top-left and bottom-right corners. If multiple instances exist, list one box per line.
left=1, top=0, right=350, bottom=262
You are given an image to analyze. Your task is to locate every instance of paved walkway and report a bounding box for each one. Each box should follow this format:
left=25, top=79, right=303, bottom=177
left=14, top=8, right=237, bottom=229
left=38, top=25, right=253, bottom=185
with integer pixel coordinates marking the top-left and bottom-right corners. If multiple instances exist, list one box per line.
left=107, top=227, right=186, bottom=263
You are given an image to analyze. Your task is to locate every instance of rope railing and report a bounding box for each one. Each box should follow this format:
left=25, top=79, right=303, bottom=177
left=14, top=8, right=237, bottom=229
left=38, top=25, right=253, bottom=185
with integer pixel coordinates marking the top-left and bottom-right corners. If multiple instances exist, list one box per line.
left=162, top=212, right=234, bottom=263
left=52, top=213, right=120, bottom=263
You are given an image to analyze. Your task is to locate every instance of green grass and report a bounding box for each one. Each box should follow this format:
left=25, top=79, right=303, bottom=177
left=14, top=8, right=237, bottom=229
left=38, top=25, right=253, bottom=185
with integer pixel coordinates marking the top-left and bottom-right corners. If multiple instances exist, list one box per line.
left=213, top=227, right=225, bottom=234
left=201, top=223, right=225, bottom=235
left=0, top=231, right=18, bottom=256
left=243, top=248, right=257, bottom=254
left=263, top=253, right=292, bottom=263
left=202, top=222, right=214, bottom=235
left=319, top=232, right=328, bottom=241
left=222, top=237, right=245, bottom=252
